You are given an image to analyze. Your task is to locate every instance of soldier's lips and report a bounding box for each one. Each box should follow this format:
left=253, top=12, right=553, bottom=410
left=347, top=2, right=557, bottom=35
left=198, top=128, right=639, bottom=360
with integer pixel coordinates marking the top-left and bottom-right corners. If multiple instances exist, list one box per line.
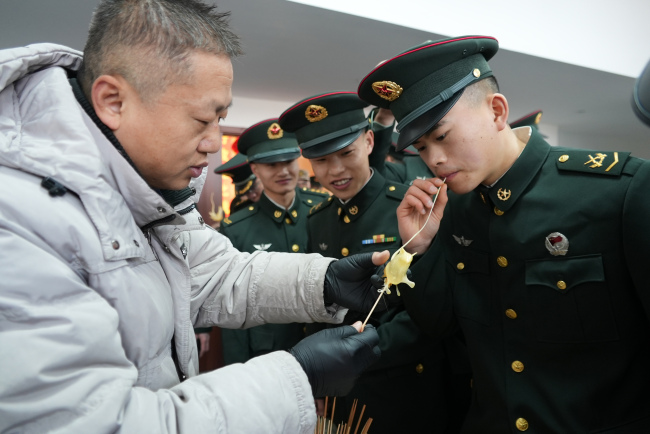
left=329, top=178, right=351, bottom=190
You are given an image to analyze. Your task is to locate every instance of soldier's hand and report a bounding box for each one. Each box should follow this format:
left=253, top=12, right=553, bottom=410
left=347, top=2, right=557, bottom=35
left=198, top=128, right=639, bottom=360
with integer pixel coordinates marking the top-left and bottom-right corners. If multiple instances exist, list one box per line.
left=324, top=251, right=390, bottom=313
left=289, top=321, right=380, bottom=398
left=397, top=178, right=448, bottom=254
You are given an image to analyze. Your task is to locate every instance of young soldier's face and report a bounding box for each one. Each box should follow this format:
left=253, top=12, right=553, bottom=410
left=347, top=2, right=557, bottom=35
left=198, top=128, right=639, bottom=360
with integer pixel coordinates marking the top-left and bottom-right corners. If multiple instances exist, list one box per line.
left=412, top=95, right=505, bottom=194
left=250, top=159, right=299, bottom=196
left=309, top=131, right=373, bottom=201
left=115, top=51, right=233, bottom=190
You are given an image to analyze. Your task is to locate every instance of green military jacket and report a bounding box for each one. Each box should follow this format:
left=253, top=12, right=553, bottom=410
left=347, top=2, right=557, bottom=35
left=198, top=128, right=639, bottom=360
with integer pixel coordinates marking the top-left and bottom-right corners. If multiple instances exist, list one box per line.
left=406, top=128, right=650, bottom=433
left=219, top=187, right=328, bottom=364
left=308, top=171, right=453, bottom=433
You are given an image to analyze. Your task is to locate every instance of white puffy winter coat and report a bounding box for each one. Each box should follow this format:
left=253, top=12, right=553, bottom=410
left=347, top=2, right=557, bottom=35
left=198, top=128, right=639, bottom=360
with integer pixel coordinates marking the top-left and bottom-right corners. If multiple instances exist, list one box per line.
left=0, top=44, right=344, bottom=433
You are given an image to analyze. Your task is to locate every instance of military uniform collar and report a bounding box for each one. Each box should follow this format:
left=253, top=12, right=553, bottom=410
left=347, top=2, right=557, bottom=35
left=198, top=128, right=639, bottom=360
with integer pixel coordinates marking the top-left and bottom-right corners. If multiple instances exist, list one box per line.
left=476, top=128, right=550, bottom=213
left=336, top=170, right=386, bottom=223
left=259, top=191, right=300, bottom=224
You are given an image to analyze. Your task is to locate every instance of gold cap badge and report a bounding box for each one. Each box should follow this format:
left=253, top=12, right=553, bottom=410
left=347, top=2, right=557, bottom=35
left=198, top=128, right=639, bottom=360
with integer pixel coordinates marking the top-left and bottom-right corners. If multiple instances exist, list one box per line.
left=305, top=105, right=328, bottom=122
left=371, top=81, right=403, bottom=101
left=267, top=122, right=283, bottom=139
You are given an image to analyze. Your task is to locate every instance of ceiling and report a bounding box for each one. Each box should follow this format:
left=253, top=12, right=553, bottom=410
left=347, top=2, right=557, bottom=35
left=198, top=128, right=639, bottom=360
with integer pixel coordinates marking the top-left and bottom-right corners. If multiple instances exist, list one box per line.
left=1, top=0, right=649, bottom=156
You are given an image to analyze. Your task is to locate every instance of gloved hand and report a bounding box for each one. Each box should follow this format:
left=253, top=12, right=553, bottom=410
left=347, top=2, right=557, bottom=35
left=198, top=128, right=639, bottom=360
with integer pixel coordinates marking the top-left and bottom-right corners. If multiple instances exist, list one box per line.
left=324, top=252, right=387, bottom=313
left=289, top=322, right=381, bottom=398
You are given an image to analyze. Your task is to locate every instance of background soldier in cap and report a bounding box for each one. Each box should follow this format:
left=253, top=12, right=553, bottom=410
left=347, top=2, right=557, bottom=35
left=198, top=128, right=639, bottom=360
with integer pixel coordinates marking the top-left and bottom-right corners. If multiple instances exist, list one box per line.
left=509, top=110, right=543, bottom=131
left=359, top=35, right=650, bottom=432
left=280, top=91, right=451, bottom=434
left=219, top=119, right=329, bottom=365
left=214, top=152, right=263, bottom=214
left=368, top=107, right=434, bottom=185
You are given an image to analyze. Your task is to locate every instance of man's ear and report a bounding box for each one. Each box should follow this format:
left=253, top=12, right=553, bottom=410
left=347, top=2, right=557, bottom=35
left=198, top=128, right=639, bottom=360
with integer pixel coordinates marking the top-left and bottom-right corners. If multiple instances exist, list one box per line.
left=91, top=75, right=127, bottom=131
left=490, top=93, right=509, bottom=132
left=364, top=129, right=375, bottom=154
left=249, top=162, right=259, bottom=177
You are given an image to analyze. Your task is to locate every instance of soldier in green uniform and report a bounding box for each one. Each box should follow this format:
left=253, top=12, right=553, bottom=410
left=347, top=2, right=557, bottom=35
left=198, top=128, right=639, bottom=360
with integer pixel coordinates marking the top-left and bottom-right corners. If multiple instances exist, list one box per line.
left=279, top=92, right=452, bottom=434
left=219, top=119, right=329, bottom=365
left=213, top=152, right=262, bottom=214
left=358, top=35, right=650, bottom=433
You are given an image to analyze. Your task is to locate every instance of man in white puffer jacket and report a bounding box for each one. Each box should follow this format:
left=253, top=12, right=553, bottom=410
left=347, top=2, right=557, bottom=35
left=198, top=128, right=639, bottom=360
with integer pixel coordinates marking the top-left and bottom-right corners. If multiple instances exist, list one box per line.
left=0, top=1, right=387, bottom=432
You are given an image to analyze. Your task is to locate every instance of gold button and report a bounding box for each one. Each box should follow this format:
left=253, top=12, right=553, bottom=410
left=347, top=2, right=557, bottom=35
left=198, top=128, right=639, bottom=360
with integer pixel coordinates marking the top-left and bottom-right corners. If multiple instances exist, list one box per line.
left=559, top=155, right=569, bottom=163
left=285, top=218, right=292, bottom=224
left=337, top=207, right=342, bottom=215
left=505, top=309, right=517, bottom=319
left=343, top=215, right=350, bottom=223
left=248, top=206, right=254, bottom=211
left=494, top=207, right=504, bottom=216
left=516, top=418, right=529, bottom=431
left=341, top=247, right=349, bottom=257
left=389, top=186, right=396, bottom=191
left=511, top=360, right=524, bottom=373
left=497, top=256, right=508, bottom=267
left=308, top=199, right=313, bottom=203
left=557, top=280, right=567, bottom=290
left=457, top=262, right=465, bottom=270
left=292, top=244, right=299, bottom=252
left=274, top=210, right=282, bottom=218
left=415, top=363, right=424, bottom=374
left=473, top=68, right=481, bottom=78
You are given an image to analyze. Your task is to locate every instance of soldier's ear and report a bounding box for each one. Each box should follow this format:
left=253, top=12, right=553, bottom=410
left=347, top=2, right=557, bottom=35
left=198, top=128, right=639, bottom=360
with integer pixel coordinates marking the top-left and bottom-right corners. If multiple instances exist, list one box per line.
left=490, top=93, right=509, bottom=132
left=364, top=129, right=375, bottom=154
left=249, top=162, right=259, bottom=177
left=91, top=74, right=128, bottom=131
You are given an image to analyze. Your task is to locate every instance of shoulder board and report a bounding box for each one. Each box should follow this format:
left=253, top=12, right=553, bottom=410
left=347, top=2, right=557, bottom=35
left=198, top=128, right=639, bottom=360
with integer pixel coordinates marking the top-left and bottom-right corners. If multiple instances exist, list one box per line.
left=309, top=196, right=334, bottom=215
left=554, top=149, right=631, bottom=176
left=222, top=204, right=258, bottom=226
left=385, top=182, right=409, bottom=200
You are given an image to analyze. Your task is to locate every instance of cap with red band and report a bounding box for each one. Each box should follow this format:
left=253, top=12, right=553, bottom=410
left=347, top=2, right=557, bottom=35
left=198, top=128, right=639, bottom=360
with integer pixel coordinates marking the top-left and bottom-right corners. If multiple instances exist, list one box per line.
left=358, top=35, right=499, bottom=151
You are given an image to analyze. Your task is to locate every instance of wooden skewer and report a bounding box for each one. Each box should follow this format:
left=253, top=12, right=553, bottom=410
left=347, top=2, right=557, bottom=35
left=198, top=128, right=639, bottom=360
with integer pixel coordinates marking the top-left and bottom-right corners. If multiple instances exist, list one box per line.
left=346, top=399, right=358, bottom=434
left=360, top=418, right=373, bottom=434
left=353, top=404, right=366, bottom=434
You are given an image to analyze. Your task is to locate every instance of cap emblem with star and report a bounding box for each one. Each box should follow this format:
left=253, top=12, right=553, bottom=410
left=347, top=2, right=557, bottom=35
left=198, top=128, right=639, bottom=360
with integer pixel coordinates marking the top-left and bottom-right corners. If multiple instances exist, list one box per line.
left=267, top=122, right=284, bottom=139
left=305, top=105, right=328, bottom=122
left=372, top=81, right=403, bottom=101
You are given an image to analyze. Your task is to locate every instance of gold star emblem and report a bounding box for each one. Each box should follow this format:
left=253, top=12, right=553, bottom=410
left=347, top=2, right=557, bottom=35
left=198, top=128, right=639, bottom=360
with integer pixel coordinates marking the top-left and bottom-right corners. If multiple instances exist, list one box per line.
left=267, top=122, right=283, bottom=139
left=349, top=205, right=359, bottom=215
left=371, top=81, right=403, bottom=101
left=497, top=188, right=511, bottom=201
left=305, top=105, right=328, bottom=122
left=274, top=210, right=282, bottom=218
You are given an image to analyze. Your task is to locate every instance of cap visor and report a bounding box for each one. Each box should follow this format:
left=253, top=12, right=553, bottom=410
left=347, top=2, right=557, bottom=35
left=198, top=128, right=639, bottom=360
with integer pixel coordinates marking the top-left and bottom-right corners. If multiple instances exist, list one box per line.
left=302, top=129, right=363, bottom=159
left=396, top=90, right=464, bottom=151
left=251, top=151, right=301, bottom=164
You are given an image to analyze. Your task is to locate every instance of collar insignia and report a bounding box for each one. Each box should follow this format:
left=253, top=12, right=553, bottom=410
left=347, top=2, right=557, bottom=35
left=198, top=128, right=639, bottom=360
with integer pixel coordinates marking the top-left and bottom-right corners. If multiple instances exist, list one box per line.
left=497, top=188, right=511, bottom=201
left=372, top=81, right=403, bottom=101
left=306, top=105, right=328, bottom=122
left=254, top=243, right=272, bottom=251
left=349, top=205, right=359, bottom=215
left=267, top=122, right=283, bottom=139
left=453, top=235, right=473, bottom=246
left=274, top=210, right=282, bottom=218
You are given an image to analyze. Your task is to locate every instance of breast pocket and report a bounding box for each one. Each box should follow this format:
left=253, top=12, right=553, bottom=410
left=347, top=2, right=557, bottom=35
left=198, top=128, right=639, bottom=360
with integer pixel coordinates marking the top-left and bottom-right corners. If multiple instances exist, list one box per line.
left=448, top=249, right=491, bottom=326
left=525, top=254, right=618, bottom=343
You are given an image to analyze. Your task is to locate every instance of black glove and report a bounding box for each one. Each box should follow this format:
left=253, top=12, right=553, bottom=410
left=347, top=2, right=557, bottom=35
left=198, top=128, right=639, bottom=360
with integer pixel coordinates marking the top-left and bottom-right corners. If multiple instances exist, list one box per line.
left=324, top=252, right=385, bottom=313
left=289, top=324, right=380, bottom=398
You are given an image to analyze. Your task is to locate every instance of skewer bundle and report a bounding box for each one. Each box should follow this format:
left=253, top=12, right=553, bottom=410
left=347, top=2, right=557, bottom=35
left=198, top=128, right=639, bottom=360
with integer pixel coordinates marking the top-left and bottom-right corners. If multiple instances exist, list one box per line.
left=314, top=397, right=373, bottom=434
